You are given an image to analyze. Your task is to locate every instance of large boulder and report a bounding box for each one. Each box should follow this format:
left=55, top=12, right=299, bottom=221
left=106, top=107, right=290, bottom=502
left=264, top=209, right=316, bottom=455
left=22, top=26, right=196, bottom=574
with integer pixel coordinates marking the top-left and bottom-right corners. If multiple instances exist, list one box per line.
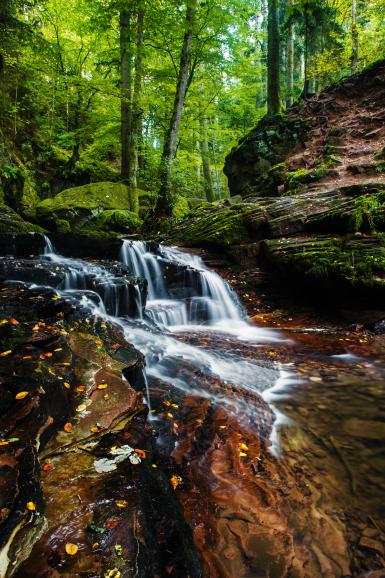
left=35, top=182, right=146, bottom=234
left=36, top=182, right=131, bottom=226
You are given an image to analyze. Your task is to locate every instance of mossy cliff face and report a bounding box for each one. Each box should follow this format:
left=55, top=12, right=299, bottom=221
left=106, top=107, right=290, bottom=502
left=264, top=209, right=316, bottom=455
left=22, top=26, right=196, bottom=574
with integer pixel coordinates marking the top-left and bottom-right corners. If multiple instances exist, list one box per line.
left=224, top=114, right=308, bottom=197
left=169, top=183, right=385, bottom=305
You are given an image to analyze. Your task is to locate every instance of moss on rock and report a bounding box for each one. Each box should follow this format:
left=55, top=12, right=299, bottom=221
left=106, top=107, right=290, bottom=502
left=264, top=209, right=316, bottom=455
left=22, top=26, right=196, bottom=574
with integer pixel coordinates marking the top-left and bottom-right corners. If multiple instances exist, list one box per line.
left=36, top=182, right=146, bottom=232
left=0, top=204, right=45, bottom=233
left=96, top=210, right=142, bottom=233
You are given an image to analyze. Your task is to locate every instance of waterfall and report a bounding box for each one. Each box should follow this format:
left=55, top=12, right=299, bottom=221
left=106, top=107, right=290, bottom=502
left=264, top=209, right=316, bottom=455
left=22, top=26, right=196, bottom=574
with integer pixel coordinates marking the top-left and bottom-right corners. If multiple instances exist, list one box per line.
left=120, top=240, right=243, bottom=328
left=42, top=234, right=55, bottom=255
left=32, top=235, right=285, bottom=435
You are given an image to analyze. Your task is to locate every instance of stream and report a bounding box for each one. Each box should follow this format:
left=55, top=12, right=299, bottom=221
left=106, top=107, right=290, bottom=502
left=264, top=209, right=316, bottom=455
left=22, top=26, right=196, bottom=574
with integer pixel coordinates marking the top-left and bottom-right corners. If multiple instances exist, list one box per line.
left=2, top=235, right=385, bottom=578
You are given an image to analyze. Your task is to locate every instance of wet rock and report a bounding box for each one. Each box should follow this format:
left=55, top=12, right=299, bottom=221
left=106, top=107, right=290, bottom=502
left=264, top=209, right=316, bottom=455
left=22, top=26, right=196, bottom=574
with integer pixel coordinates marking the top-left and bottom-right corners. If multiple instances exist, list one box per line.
left=359, top=536, right=385, bottom=555
left=343, top=418, right=385, bottom=440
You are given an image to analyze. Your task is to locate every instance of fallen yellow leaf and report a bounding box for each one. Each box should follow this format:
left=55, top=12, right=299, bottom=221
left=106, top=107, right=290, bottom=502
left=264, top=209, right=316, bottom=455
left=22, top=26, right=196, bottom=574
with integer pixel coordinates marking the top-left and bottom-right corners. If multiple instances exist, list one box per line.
left=115, top=500, right=128, bottom=508
left=76, top=404, right=87, bottom=412
left=97, top=383, right=108, bottom=389
left=26, top=501, right=36, bottom=511
left=64, top=382, right=71, bottom=389
left=15, top=391, right=29, bottom=400
left=65, top=543, right=78, bottom=556
left=0, top=350, right=12, bottom=357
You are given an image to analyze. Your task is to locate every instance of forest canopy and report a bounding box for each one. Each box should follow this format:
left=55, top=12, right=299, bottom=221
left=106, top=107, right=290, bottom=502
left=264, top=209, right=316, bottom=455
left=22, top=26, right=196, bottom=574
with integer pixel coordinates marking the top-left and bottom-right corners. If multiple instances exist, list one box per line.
left=1, top=0, right=384, bottom=217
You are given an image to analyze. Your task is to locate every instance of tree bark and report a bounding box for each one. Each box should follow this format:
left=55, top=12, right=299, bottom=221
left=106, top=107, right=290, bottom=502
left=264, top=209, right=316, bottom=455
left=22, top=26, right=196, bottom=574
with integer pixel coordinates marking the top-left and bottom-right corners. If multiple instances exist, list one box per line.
left=267, top=0, right=280, bottom=116
left=156, top=0, right=197, bottom=217
left=120, top=8, right=132, bottom=186
left=303, top=8, right=310, bottom=99
left=127, top=4, right=145, bottom=213
left=199, top=112, right=214, bottom=202
left=286, top=0, right=294, bottom=108
left=351, top=0, right=358, bottom=72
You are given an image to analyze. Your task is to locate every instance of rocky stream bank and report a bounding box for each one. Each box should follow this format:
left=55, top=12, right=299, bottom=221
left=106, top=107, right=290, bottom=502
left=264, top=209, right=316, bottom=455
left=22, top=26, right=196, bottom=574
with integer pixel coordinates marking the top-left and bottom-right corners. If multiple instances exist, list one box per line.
left=0, top=233, right=384, bottom=578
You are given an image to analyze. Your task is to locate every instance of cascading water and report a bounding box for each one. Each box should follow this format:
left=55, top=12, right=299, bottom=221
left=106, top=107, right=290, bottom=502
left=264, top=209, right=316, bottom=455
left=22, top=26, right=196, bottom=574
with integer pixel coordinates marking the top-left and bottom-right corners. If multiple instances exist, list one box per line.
left=36, top=235, right=288, bottom=445
left=120, top=240, right=244, bottom=329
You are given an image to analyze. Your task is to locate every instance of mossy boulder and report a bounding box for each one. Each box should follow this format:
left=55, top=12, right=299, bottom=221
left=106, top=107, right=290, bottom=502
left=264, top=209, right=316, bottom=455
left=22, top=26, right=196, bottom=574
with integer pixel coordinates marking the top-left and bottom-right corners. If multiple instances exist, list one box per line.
left=36, top=182, right=145, bottom=231
left=0, top=204, right=45, bottom=233
left=94, top=210, right=142, bottom=234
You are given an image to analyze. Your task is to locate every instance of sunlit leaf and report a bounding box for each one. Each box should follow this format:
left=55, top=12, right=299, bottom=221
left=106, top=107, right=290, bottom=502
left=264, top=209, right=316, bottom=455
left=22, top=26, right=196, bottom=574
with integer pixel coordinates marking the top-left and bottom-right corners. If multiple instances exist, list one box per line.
left=170, top=475, right=182, bottom=490
left=65, top=543, right=78, bottom=555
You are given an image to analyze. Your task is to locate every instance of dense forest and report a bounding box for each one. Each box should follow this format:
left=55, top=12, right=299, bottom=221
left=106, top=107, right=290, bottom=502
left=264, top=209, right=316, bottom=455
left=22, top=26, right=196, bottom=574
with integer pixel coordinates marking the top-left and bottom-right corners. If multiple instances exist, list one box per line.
left=1, top=0, right=385, bottom=223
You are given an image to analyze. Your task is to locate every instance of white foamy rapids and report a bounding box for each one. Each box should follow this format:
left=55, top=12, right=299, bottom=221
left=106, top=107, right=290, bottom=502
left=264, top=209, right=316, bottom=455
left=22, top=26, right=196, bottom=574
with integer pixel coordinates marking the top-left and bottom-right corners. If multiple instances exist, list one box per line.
left=120, top=240, right=166, bottom=300
left=120, top=240, right=248, bottom=329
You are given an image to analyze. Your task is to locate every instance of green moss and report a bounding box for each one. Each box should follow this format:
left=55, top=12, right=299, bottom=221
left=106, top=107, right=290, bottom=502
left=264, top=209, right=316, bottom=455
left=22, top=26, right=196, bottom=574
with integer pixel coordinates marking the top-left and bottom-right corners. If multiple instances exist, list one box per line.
left=264, top=234, right=385, bottom=289
left=172, top=195, right=190, bottom=220
left=36, top=182, right=147, bottom=230
left=37, top=182, right=131, bottom=215
left=97, top=209, right=142, bottom=233
left=171, top=205, right=258, bottom=248
left=0, top=203, right=45, bottom=233
left=56, top=219, right=71, bottom=233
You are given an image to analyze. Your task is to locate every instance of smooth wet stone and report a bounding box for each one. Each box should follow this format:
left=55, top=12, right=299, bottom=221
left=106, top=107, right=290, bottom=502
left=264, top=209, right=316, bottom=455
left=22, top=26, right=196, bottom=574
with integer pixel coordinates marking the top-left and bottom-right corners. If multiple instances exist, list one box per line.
left=343, top=418, right=385, bottom=440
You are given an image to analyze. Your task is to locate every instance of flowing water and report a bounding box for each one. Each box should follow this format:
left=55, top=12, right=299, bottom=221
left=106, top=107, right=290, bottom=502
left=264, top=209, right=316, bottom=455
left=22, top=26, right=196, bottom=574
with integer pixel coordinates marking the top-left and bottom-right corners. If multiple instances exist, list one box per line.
left=6, top=235, right=385, bottom=577
left=41, top=237, right=287, bottom=440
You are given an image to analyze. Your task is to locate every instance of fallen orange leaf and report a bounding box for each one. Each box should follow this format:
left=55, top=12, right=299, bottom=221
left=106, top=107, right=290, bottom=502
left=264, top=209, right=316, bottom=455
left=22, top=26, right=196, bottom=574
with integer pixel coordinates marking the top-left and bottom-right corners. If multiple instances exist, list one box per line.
left=134, top=449, right=146, bottom=459
left=64, top=423, right=72, bottom=432
left=42, top=463, right=52, bottom=472
left=170, top=475, right=182, bottom=490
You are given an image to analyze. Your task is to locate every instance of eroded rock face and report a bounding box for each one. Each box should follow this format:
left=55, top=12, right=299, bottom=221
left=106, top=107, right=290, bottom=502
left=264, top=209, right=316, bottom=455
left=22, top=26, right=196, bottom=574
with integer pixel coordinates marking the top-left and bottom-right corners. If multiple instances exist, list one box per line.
left=224, top=59, right=385, bottom=198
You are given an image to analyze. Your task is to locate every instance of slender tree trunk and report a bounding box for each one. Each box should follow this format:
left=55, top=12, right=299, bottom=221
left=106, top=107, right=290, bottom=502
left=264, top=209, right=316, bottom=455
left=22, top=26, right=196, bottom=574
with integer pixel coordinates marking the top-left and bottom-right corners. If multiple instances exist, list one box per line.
left=199, top=112, right=214, bottom=202
left=127, top=4, right=145, bottom=214
left=156, top=0, right=197, bottom=217
left=351, top=0, right=358, bottom=71
left=303, top=9, right=309, bottom=99
left=267, top=0, right=280, bottom=116
left=120, top=8, right=132, bottom=186
left=286, top=0, right=294, bottom=108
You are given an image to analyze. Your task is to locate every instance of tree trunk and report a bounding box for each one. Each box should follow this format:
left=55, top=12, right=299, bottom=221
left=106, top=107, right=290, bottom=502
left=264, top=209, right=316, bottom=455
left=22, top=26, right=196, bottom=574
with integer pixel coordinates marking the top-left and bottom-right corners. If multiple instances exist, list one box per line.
left=120, top=8, right=132, bottom=186
left=303, top=9, right=309, bottom=99
left=156, top=0, right=197, bottom=217
left=267, top=0, right=280, bottom=116
left=199, top=112, right=214, bottom=202
left=351, top=0, right=358, bottom=72
left=286, top=0, right=294, bottom=108
left=127, top=4, right=145, bottom=214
